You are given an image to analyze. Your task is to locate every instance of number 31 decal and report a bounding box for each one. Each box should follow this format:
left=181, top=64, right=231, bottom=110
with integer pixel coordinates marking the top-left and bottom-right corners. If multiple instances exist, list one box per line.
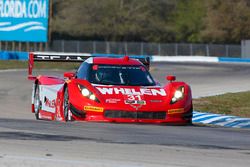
left=127, top=95, right=142, bottom=101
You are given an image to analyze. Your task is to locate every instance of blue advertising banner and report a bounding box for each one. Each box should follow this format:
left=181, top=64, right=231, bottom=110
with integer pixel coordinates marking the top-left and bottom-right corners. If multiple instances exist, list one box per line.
left=0, top=0, right=49, bottom=42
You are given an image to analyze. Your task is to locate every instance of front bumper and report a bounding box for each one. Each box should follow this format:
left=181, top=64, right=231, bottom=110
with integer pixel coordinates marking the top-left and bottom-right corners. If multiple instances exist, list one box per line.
left=69, top=103, right=193, bottom=124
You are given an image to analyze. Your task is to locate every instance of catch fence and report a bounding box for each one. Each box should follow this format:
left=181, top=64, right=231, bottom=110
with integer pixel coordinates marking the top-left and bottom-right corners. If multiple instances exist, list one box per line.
left=0, top=40, right=241, bottom=58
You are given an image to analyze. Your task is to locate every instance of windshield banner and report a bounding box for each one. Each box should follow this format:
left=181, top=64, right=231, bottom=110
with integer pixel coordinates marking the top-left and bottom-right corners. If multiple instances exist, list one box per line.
left=0, top=0, right=49, bottom=42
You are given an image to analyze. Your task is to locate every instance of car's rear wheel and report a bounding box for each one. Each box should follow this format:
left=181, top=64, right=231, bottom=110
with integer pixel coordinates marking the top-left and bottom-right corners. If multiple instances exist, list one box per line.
left=63, top=87, right=70, bottom=121
left=34, top=84, right=41, bottom=120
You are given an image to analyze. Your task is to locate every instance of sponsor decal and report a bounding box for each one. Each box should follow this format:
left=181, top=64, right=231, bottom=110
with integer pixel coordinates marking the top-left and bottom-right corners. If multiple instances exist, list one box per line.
left=105, top=98, right=121, bottom=104
left=65, top=80, right=71, bottom=84
left=55, top=99, right=62, bottom=121
left=125, top=100, right=146, bottom=105
left=44, top=96, right=55, bottom=109
left=168, top=108, right=185, bottom=114
left=150, top=100, right=163, bottom=103
left=0, top=0, right=49, bottom=42
left=96, top=87, right=166, bottom=96
left=40, top=114, right=51, bottom=120
left=34, top=55, right=85, bottom=61
left=0, top=0, right=47, bottom=18
left=124, top=94, right=145, bottom=110
left=92, top=65, right=98, bottom=70
left=84, top=106, right=104, bottom=112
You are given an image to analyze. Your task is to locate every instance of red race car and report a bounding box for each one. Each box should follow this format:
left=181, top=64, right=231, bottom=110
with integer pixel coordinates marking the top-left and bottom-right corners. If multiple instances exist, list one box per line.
left=28, top=52, right=193, bottom=125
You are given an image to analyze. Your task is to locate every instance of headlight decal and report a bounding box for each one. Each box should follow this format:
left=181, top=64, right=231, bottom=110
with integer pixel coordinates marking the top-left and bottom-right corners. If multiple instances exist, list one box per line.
left=171, top=86, right=185, bottom=104
left=81, top=88, right=90, bottom=96
left=78, top=84, right=100, bottom=103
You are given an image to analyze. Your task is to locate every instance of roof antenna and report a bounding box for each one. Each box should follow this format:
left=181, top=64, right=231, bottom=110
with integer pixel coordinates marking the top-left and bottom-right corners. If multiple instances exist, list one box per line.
left=123, top=55, right=129, bottom=61
left=123, top=44, right=129, bottom=61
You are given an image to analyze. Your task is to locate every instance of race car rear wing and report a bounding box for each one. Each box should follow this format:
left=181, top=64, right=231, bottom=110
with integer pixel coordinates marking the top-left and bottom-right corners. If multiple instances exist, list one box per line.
left=28, top=52, right=91, bottom=80
left=28, top=52, right=150, bottom=80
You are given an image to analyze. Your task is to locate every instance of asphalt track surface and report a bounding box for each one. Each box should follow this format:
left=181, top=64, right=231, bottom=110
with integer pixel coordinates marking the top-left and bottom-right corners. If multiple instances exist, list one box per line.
left=0, top=62, right=250, bottom=167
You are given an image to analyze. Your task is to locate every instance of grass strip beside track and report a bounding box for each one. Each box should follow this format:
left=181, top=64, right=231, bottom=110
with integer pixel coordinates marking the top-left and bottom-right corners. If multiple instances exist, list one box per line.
left=193, top=91, right=250, bottom=118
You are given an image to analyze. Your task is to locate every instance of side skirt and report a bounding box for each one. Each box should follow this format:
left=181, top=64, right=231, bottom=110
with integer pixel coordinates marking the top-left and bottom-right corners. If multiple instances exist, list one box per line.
left=39, top=110, right=55, bottom=121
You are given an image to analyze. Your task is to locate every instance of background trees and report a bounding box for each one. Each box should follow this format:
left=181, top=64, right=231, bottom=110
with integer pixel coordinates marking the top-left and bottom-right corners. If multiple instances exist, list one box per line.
left=51, top=0, right=250, bottom=44
left=201, top=0, right=250, bottom=43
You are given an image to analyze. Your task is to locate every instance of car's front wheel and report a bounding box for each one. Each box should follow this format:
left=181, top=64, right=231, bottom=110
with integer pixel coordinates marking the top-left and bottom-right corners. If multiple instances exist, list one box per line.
left=63, top=87, right=71, bottom=121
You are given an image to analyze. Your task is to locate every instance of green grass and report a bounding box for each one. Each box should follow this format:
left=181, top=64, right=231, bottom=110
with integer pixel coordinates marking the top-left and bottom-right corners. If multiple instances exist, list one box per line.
left=0, top=60, right=27, bottom=69
left=193, top=91, right=250, bottom=118
left=0, top=60, right=80, bottom=70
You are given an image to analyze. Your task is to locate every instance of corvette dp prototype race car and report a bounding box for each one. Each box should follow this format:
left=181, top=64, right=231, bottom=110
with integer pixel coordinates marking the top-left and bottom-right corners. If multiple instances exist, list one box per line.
left=28, top=52, right=193, bottom=124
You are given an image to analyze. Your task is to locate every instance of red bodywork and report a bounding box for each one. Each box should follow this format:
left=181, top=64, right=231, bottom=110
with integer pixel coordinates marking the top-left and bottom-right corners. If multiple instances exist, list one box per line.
left=29, top=53, right=193, bottom=124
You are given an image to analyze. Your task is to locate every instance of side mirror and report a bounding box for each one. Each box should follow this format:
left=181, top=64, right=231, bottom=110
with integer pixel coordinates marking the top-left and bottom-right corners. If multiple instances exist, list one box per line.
left=166, top=75, right=176, bottom=82
left=64, top=72, right=75, bottom=79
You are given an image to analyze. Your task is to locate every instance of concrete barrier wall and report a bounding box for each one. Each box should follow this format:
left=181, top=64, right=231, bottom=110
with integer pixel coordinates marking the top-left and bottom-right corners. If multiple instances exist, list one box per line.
left=1, top=51, right=250, bottom=63
left=0, top=51, right=28, bottom=60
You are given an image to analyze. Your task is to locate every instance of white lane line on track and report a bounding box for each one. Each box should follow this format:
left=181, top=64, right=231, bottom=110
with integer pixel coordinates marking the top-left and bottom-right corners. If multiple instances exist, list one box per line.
left=0, top=69, right=26, bottom=72
left=3, top=155, right=86, bottom=165
left=2, top=155, right=149, bottom=167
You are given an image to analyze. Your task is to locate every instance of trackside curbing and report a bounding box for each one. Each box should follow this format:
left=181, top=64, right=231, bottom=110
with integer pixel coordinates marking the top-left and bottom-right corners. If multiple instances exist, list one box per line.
left=193, top=111, right=250, bottom=128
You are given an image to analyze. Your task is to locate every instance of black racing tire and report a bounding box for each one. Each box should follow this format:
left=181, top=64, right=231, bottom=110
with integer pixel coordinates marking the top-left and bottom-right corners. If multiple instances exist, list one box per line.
left=186, top=106, right=193, bottom=126
left=186, top=119, right=193, bottom=126
left=63, top=87, right=70, bottom=122
left=34, top=84, right=41, bottom=120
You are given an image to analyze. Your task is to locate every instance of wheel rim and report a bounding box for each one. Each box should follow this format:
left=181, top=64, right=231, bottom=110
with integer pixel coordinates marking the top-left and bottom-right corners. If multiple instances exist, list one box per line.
left=34, top=86, right=40, bottom=115
left=64, top=89, right=69, bottom=121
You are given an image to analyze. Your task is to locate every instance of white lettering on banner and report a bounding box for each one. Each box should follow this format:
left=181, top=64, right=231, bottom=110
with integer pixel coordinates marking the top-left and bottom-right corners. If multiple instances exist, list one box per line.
left=77, top=57, right=84, bottom=61
left=0, top=0, right=47, bottom=18
left=37, top=55, right=60, bottom=60
left=97, top=87, right=167, bottom=96
left=65, top=56, right=84, bottom=61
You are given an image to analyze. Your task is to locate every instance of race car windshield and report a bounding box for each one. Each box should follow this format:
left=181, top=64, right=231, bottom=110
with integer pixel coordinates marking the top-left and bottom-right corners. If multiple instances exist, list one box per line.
left=88, top=65, right=156, bottom=86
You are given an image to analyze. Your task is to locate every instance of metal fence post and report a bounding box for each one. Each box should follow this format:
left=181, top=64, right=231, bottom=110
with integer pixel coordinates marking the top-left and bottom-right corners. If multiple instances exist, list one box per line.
left=125, top=42, right=128, bottom=55
left=141, top=42, right=144, bottom=55
left=190, top=43, right=193, bottom=56
left=225, top=45, right=229, bottom=57
left=93, top=41, right=96, bottom=53
left=34, top=42, right=37, bottom=51
left=175, top=43, right=178, bottom=56
left=4, top=42, right=6, bottom=51
left=62, top=40, right=64, bottom=52
left=158, top=43, right=161, bottom=55
left=106, top=41, right=110, bottom=54
left=77, top=41, right=80, bottom=53
left=206, top=44, right=209, bottom=56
